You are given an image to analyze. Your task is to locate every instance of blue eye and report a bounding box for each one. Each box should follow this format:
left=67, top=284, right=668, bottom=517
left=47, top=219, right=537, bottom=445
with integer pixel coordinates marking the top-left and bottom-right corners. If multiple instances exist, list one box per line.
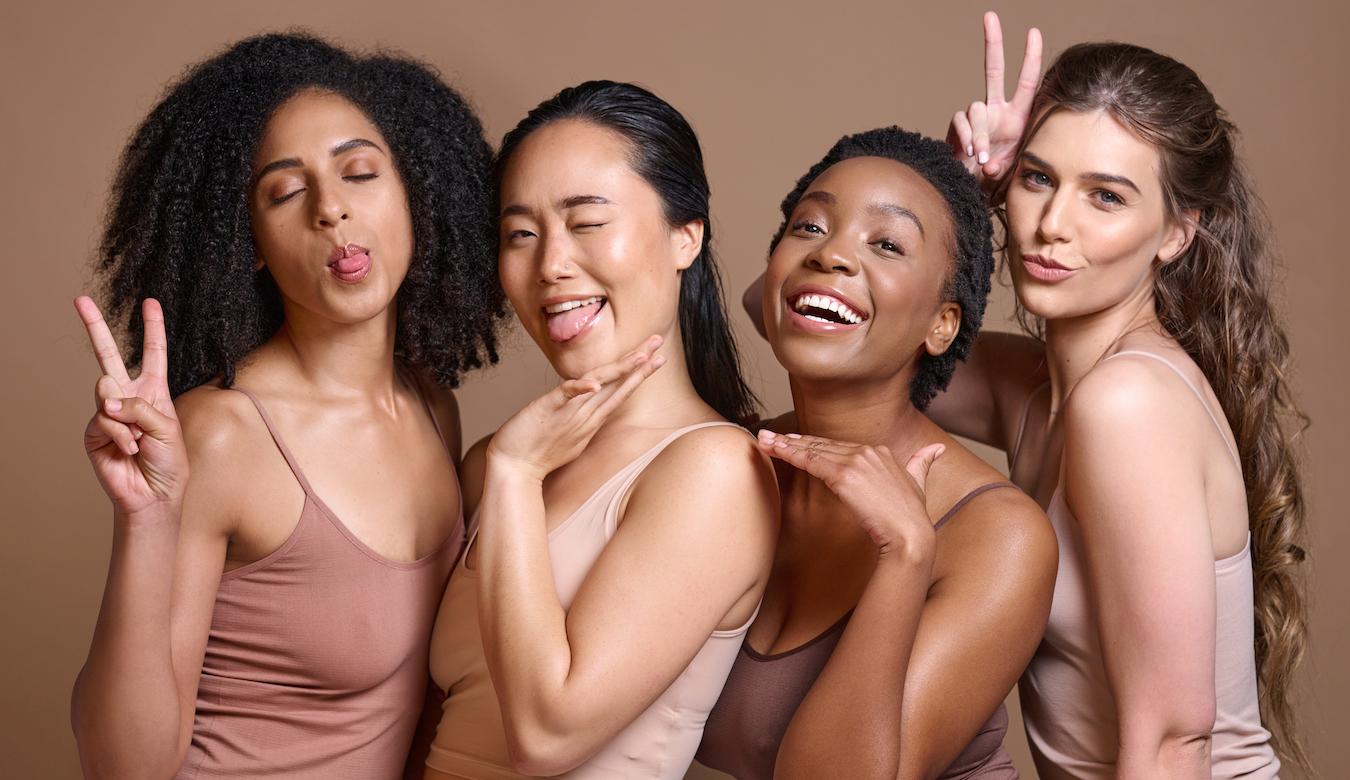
left=1023, top=171, right=1052, bottom=187
left=1097, top=190, right=1122, bottom=205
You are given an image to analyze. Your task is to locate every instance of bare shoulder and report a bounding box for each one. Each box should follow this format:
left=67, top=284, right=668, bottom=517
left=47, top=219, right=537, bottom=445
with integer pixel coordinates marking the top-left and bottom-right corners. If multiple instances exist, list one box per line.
left=935, top=442, right=1056, bottom=575
left=173, top=385, right=274, bottom=535
left=409, top=368, right=463, bottom=460
left=628, top=424, right=777, bottom=532
left=1063, top=356, right=1185, bottom=440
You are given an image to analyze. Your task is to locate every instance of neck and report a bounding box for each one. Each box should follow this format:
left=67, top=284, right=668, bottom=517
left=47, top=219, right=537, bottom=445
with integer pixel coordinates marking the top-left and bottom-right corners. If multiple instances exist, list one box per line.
left=1043, top=281, right=1162, bottom=412
left=269, top=301, right=401, bottom=406
left=592, top=328, right=710, bottom=434
left=789, top=372, right=931, bottom=455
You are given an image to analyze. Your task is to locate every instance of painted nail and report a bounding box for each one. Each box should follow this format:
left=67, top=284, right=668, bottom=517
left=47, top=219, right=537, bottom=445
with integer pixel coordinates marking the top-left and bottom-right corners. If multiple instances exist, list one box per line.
left=128, top=441, right=139, bottom=455
left=978, top=151, right=990, bottom=165
left=966, top=145, right=974, bottom=157
left=786, top=433, right=802, bottom=439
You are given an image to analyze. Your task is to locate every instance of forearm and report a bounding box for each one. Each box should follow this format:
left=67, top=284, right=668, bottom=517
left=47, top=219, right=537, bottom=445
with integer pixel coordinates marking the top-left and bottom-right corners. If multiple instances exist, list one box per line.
left=775, top=553, right=933, bottom=780
left=475, top=464, right=579, bottom=769
left=72, top=509, right=189, bottom=779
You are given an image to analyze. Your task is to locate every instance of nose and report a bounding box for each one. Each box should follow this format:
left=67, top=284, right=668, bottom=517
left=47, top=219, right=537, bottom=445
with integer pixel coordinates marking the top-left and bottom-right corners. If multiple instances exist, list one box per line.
left=537, top=230, right=576, bottom=285
left=312, top=179, right=351, bottom=230
left=1037, top=190, right=1073, bottom=244
left=805, top=234, right=859, bottom=276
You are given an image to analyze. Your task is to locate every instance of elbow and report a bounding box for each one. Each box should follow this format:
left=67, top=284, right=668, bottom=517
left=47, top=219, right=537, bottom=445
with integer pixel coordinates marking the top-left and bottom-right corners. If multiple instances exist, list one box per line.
left=71, top=680, right=190, bottom=780
left=1118, top=708, right=1215, bottom=778
left=502, top=713, right=591, bottom=777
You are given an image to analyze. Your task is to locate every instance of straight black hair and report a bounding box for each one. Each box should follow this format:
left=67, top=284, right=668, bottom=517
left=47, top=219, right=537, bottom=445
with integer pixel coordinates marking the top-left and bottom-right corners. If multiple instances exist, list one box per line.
left=496, top=80, right=757, bottom=423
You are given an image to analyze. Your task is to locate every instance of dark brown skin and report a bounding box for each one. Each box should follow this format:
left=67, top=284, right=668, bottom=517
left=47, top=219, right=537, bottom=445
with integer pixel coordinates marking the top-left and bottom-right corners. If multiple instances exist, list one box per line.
left=750, top=156, right=1057, bottom=780
left=70, top=90, right=463, bottom=780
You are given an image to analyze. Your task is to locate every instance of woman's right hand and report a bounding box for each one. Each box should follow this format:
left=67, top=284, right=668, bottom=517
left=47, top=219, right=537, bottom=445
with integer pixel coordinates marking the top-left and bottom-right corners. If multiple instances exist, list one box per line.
left=76, top=296, right=188, bottom=519
left=757, top=430, right=944, bottom=565
left=946, top=11, right=1043, bottom=184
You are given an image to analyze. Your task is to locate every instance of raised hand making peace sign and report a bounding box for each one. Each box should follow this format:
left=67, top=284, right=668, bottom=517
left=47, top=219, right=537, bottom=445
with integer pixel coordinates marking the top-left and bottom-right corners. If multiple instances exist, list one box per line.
left=946, top=11, right=1043, bottom=184
left=75, top=296, right=188, bottom=518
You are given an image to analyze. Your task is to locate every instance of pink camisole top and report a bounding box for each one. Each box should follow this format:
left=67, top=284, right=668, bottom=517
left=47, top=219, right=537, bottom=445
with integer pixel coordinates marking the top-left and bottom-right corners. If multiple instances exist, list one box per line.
left=175, top=387, right=463, bottom=779
left=426, top=421, right=756, bottom=779
left=1021, top=350, right=1279, bottom=779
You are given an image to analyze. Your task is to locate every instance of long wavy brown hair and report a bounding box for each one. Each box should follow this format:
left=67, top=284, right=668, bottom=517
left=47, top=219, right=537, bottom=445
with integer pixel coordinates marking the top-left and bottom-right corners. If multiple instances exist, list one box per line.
left=997, top=42, right=1311, bottom=768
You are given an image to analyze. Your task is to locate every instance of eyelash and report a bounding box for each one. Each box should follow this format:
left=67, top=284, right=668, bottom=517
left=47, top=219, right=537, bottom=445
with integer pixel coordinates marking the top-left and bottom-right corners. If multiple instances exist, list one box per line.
left=1020, top=170, right=1126, bottom=208
left=269, top=173, right=379, bottom=206
left=791, top=220, right=824, bottom=235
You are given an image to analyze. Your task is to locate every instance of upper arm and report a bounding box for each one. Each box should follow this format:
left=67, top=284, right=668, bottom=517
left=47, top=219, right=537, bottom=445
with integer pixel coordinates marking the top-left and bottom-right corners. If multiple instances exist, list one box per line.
left=165, top=389, right=248, bottom=747
left=1062, top=367, right=1218, bottom=742
left=925, top=331, right=1047, bottom=450
left=557, top=428, right=778, bottom=731
left=896, top=493, right=1057, bottom=778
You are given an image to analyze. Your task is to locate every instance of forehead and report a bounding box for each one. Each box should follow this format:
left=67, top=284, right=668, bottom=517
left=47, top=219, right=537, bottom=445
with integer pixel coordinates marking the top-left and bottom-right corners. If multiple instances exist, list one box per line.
left=804, top=156, right=949, bottom=231
left=500, top=119, right=642, bottom=200
left=254, top=90, right=384, bottom=162
left=1024, top=109, right=1161, bottom=188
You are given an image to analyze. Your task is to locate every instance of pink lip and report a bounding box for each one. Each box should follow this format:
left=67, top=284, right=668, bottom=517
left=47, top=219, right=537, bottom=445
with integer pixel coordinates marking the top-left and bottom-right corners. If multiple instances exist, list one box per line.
left=1021, top=254, right=1078, bottom=283
left=328, top=243, right=372, bottom=284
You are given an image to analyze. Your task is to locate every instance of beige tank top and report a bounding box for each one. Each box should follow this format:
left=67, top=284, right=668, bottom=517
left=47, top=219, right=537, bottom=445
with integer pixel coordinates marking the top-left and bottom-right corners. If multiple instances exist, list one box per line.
left=427, top=421, right=756, bottom=779
left=1021, top=350, right=1279, bottom=779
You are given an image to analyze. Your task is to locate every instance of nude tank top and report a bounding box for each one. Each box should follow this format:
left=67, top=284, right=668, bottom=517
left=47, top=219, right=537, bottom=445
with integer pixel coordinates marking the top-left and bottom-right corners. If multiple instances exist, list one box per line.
left=1021, top=350, right=1279, bottom=779
left=426, top=421, right=755, bottom=780
left=176, top=387, right=462, bottom=780
left=696, top=482, right=1019, bottom=780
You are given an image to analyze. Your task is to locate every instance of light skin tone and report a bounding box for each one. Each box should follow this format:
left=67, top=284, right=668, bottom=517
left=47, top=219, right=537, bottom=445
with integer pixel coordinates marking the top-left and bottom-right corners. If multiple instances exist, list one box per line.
left=70, top=90, right=462, bottom=780
left=425, top=119, right=777, bottom=778
left=928, top=15, right=1246, bottom=778
left=746, top=156, right=1056, bottom=780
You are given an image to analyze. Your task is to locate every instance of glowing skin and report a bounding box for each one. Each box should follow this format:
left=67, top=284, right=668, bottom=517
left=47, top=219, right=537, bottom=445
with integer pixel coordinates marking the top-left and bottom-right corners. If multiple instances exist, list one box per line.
left=250, top=90, right=414, bottom=328
left=1006, top=109, right=1191, bottom=326
left=497, top=119, right=700, bottom=380
left=763, top=156, right=960, bottom=392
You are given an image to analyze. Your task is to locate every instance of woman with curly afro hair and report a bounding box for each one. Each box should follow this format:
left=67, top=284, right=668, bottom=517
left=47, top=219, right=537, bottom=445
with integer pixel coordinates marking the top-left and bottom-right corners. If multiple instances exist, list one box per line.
left=699, top=127, right=1056, bottom=779
left=69, top=32, right=502, bottom=779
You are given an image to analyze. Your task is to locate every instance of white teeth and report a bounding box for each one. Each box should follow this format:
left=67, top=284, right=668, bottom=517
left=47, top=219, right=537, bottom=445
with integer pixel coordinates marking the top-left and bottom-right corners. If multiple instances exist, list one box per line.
left=792, top=293, right=864, bottom=324
left=544, top=296, right=604, bottom=315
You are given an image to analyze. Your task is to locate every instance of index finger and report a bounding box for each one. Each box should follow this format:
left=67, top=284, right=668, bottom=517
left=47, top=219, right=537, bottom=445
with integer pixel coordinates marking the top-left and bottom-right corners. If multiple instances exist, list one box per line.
left=75, top=296, right=131, bottom=384
left=983, top=11, right=1007, bottom=104
left=1009, top=26, right=1044, bottom=114
left=140, top=298, right=168, bottom=380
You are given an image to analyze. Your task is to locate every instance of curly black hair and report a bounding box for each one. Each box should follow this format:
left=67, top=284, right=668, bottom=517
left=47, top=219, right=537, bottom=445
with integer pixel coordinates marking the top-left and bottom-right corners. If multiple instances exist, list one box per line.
left=769, top=127, right=994, bottom=409
left=97, top=32, right=504, bottom=396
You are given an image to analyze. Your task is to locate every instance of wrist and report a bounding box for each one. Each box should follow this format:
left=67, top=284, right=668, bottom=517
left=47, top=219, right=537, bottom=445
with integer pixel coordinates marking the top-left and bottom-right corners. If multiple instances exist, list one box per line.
left=484, top=451, right=547, bottom=487
left=114, top=502, right=183, bottom=532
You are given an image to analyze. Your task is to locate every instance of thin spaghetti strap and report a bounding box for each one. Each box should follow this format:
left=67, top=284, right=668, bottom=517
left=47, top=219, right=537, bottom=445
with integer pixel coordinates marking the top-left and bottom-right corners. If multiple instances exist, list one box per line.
left=933, top=482, right=1016, bottom=531
left=228, top=387, right=318, bottom=497
left=1008, top=381, right=1049, bottom=473
left=1101, top=350, right=1241, bottom=468
left=400, top=365, right=451, bottom=455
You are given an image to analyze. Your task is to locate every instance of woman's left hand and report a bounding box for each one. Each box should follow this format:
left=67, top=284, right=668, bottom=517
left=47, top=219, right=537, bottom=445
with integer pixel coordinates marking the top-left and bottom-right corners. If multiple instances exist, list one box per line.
left=758, top=430, right=944, bottom=562
left=486, top=335, right=666, bottom=482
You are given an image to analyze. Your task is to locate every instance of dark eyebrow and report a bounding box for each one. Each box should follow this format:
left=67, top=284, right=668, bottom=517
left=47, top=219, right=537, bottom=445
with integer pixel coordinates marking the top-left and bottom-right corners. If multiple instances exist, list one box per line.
left=1022, top=151, right=1140, bottom=195
left=253, top=138, right=384, bottom=185
left=801, top=190, right=836, bottom=207
left=499, top=194, right=613, bottom=219
left=869, top=202, right=924, bottom=237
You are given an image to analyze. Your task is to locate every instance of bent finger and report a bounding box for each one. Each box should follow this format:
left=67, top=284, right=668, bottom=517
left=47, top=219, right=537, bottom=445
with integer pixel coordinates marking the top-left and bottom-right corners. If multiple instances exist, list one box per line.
left=89, top=411, right=139, bottom=457
left=904, top=443, right=946, bottom=493
left=103, top=397, right=178, bottom=441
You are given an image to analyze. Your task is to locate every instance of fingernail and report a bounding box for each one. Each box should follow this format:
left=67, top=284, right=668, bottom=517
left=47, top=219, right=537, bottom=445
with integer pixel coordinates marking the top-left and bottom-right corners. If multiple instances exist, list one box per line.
left=105, top=398, right=122, bottom=412
left=651, top=355, right=666, bottom=367
left=757, top=429, right=775, bottom=440
left=978, top=152, right=990, bottom=164
left=966, top=145, right=974, bottom=157
left=128, top=441, right=139, bottom=455
left=786, top=433, right=802, bottom=439
left=133, top=429, right=144, bottom=440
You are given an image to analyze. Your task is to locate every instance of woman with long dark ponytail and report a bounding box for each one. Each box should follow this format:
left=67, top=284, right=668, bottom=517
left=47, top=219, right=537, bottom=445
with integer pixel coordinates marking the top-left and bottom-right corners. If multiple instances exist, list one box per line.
left=423, top=81, right=777, bottom=779
left=935, top=14, right=1309, bottom=778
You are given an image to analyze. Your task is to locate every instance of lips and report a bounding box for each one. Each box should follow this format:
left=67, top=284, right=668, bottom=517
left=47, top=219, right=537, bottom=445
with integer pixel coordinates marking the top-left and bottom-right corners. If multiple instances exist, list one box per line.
left=1020, top=253, right=1078, bottom=283
left=784, top=285, right=869, bottom=333
left=542, top=295, right=607, bottom=343
left=329, top=243, right=372, bottom=284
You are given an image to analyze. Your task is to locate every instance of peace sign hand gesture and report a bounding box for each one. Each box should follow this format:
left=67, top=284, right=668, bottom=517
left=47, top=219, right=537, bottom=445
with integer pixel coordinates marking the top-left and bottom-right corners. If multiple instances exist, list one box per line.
left=946, top=11, right=1043, bottom=185
left=75, top=296, right=189, bottom=520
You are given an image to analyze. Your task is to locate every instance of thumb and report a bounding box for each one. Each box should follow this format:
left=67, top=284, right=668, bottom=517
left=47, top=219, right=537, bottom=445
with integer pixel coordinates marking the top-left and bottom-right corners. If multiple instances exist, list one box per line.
left=103, top=397, right=178, bottom=441
left=904, top=443, right=946, bottom=493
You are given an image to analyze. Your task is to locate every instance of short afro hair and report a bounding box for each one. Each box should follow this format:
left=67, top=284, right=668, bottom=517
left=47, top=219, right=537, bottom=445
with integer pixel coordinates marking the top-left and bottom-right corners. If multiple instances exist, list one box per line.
left=97, top=32, right=505, bottom=396
left=770, top=127, right=994, bottom=409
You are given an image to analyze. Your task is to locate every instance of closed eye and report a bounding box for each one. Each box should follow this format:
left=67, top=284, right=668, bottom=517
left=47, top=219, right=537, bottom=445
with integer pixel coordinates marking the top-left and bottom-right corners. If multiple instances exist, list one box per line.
left=344, top=173, right=379, bottom=182
left=270, top=188, right=305, bottom=205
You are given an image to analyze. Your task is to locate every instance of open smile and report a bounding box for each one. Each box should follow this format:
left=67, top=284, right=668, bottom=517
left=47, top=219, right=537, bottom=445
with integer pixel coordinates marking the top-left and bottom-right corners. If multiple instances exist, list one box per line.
left=784, top=287, right=869, bottom=332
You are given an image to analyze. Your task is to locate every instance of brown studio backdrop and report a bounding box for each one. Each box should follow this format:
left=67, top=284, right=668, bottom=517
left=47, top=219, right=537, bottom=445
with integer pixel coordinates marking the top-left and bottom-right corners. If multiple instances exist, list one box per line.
left=3, top=1, right=1346, bottom=776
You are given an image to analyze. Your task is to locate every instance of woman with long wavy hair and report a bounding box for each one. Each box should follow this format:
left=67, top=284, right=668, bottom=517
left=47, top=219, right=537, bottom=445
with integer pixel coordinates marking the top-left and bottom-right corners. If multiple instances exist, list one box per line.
left=935, top=14, right=1309, bottom=778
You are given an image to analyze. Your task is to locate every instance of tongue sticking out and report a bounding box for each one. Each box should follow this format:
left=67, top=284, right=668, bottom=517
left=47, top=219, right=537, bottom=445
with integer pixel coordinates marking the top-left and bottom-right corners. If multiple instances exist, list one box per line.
left=333, top=253, right=370, bottom=274
left=547, top=300, right=604, bottom=343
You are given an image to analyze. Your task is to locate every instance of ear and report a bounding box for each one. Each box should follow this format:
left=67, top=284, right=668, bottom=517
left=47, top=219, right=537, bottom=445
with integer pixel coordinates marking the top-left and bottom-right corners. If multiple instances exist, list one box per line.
left=671, top=219, right=704, bottom=271
left=1158, top=208, right=1200, bottom=264
left=924, top=301, right=962, bottom=357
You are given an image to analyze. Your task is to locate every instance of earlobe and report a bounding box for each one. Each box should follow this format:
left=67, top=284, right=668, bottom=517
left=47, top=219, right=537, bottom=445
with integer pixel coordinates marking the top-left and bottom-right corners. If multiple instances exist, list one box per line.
left=1158, top=209, right=1200, bottom=264
left=673, top=219, right=704, bottom=271
left=924, top=302, right=962, bottom=356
